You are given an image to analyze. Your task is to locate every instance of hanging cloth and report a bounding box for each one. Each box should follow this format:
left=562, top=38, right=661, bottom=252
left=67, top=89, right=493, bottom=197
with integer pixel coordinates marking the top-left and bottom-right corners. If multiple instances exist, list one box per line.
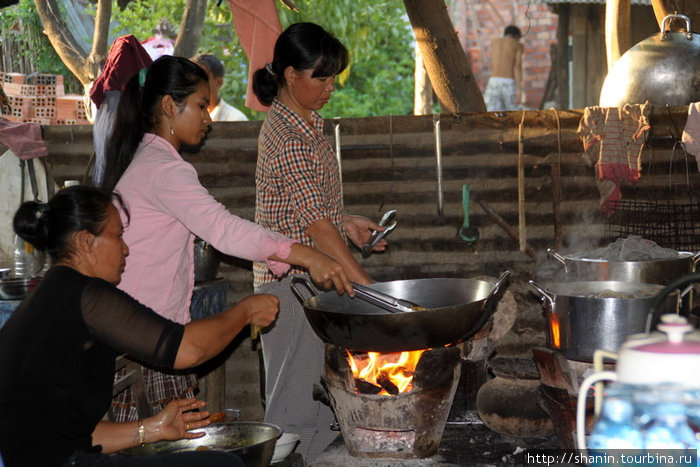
left=227, top=0, right=282, bottom=112
left=681, top=101, right=700, bottom=170
left=89, top=35, right=152, bottom=185
left=0, top=117, right=47, bottom=160
left=577, top=102, right=650, bottom=217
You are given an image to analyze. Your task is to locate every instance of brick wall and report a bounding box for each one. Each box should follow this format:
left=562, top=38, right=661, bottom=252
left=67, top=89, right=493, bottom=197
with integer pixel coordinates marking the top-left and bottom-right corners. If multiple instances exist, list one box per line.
left=450, top=0, right=558, bottom=109
left=0, top=72, right=90, bottom=125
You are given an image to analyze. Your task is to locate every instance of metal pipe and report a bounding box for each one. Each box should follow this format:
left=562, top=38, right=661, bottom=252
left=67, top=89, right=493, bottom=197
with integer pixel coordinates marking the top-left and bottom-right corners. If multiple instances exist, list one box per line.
left=333, top=117, right=343, bottom=202
left=433, top=114, right=444, bottom=217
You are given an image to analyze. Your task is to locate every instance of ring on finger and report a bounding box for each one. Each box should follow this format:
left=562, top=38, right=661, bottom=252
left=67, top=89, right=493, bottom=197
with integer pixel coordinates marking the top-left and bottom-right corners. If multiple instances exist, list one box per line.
left=185, top=423, right=190, bottom=430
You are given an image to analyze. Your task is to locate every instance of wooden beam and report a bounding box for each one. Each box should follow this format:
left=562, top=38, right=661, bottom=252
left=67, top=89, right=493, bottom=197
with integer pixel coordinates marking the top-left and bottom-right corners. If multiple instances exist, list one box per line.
left=605, top=0, right=631, bottom=70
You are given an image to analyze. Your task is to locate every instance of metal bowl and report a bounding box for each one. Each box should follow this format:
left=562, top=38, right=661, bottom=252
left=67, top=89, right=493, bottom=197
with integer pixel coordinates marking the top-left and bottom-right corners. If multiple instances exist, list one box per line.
left=0, top=278, right=40, bottom=300
left=194, top=237, right=221, bottom=283
left=120, top=422, right=282, bottom=467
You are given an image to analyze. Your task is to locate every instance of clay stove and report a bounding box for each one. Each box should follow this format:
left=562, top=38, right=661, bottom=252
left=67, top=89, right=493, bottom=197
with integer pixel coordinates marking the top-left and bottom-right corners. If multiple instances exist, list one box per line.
left=322, top=343, right=464, bottom=459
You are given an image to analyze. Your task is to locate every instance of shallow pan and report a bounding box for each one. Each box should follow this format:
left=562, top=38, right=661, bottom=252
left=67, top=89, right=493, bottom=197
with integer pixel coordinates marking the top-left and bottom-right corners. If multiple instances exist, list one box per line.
left=292, top=272, right=510, bottom=353
left=120, top=422, right=281, bottom=467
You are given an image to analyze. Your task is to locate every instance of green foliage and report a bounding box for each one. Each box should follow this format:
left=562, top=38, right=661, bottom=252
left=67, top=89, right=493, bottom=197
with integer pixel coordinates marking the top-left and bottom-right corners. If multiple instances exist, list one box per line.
left=0, top=0, right=82, bottom=93
left=1, top=0, right=416, bottom=118
left=277, top=0, right=415, bottom=117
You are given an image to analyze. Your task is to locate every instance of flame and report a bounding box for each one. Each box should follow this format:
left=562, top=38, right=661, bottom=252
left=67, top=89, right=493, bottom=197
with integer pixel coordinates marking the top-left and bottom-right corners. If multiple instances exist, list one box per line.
left=347, top=349, right=426, bottom=395
left=549, top=312, right=561, bottom=349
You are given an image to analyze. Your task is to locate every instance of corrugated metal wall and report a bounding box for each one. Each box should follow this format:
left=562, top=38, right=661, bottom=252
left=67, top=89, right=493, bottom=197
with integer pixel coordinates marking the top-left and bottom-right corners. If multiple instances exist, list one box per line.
left=34, top=110, right=700, bottom=354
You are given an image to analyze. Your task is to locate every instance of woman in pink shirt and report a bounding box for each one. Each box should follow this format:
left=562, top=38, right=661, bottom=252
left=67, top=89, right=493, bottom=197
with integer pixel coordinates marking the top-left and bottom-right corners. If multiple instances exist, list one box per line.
left=101, top=55, right=352, bottom=421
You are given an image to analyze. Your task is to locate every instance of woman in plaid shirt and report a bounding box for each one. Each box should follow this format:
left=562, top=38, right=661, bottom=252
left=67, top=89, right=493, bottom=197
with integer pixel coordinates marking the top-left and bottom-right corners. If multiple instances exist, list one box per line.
left=252, top=22, right=387, bottom=462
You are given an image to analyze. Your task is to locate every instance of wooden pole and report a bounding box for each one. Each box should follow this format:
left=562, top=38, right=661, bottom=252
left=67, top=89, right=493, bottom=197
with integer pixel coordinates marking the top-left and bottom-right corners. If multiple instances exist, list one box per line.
left=605, top=0, right=631, bottom=71
left=476, top=199, right=538, bottom=260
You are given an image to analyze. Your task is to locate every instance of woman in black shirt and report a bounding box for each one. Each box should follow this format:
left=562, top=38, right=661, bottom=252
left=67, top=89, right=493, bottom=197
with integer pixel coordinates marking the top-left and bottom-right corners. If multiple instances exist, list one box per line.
left=0, top=185, right=279, bottom=466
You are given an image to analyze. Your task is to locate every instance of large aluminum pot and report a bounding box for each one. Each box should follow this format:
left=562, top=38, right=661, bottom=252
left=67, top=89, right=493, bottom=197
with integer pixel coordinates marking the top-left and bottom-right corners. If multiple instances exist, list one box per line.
left=547, top=248, right=700, bottom=285
left=291, top=272, right=510, bottom=353
left=120, top=422, right=281, bottom=467
left=530, top=280, right=680, bottom=363
left=599, top=14, right=700, bottom=107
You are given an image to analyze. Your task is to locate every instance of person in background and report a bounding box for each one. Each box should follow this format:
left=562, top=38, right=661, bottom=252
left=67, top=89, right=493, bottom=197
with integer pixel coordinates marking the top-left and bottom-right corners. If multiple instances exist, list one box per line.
left=252, top=22, right=387, bottom=462
left=483, top=25, right=525, bottom=111
left=191, top=53, right=248, bottom=122
left=101, top=55, right=352, bottom=422
left=0, top=185, right=279, bottom=466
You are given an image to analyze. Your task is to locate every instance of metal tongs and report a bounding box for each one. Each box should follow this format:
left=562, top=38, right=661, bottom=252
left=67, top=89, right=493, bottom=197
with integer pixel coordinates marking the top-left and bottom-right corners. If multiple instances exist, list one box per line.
left=351, top=282, right=427, bottom=313
left=361, top=209, right=397, bottom=258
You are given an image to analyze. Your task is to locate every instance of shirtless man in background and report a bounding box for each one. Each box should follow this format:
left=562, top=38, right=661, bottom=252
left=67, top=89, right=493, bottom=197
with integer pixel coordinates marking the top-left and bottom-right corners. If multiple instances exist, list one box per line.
left=483, top=25, right=524, bottom=111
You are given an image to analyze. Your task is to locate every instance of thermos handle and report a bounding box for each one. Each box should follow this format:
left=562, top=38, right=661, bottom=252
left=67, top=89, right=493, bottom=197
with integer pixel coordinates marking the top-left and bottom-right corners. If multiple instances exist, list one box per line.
left=576, top=371, right=618, bottom=452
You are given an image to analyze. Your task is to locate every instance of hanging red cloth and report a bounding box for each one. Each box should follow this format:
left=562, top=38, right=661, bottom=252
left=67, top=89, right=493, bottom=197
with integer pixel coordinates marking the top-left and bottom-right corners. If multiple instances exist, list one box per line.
left=90, top=35, right=153, bottom=109
left=227, top=0, right=281, bottom=112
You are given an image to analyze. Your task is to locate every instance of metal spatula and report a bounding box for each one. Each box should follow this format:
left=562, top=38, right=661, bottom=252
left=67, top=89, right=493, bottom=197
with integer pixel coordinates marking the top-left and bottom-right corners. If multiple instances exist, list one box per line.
left=350, top=282, right=428, bottom=313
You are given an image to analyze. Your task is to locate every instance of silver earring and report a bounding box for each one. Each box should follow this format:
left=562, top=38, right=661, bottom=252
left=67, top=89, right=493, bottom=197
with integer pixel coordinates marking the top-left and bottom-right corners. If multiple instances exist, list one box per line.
left=170, top=126, right=175, bottom=135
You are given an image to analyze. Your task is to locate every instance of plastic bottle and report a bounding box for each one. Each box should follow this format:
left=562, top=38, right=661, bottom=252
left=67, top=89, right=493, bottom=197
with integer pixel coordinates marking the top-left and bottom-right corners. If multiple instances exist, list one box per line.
left=12, top=235, right=44, bottom=279
left=643, top=401, right=696, bottom=450
left=588, top=396, right=644, bottom=450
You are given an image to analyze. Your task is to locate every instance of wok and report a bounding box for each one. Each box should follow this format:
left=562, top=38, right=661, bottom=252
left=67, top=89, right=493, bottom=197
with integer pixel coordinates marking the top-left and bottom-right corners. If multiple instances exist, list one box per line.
left=291, top=272, right=510, bottom=352
left=119, top=422, right=281, bottom=467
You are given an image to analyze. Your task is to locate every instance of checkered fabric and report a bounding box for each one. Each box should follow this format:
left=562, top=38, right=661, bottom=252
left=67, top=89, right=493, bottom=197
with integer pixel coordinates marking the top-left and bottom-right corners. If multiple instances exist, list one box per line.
left=253, top=98, right=345, bottom=287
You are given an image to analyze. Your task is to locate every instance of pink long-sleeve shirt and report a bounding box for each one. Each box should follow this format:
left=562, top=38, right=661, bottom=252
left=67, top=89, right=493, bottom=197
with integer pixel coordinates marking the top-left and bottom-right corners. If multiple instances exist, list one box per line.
left=115, top=134, right=294, bottom=324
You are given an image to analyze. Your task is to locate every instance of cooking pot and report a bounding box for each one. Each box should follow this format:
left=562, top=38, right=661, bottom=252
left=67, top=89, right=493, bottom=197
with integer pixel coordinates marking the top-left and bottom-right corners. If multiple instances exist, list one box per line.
left=547, top=248, right=700, bottom=285
left=599, top=14, right=700, bottom=107
left=193, top=237, right=221, bottom=283
left=529, top=280, right=680, bottom=362
left=120, top=422, right=281, bottom=467
left=291, top=272, right=510, bottom=353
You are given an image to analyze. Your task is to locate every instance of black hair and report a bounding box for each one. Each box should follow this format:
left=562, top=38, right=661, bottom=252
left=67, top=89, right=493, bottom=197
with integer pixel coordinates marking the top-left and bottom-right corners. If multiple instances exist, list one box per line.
left=504, top=25, right=522, bottom=39
left=191, top=53, right=224, bottom=78
left=252, top=22, right=349, bottom=106
left=13, top=185, right=129, bottom=263
left=101, top=55, right=209, bottom=192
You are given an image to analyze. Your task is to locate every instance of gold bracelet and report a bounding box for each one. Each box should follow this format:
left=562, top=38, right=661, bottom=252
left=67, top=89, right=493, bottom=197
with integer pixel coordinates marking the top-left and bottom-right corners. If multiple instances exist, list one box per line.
left=137, top=419, right=146, bottom=446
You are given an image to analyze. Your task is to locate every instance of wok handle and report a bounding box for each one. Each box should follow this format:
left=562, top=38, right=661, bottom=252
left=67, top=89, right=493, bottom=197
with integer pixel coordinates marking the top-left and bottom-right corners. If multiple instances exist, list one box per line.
left=463, top=271, right=511, bottom=337
left=546, top=248, right=567, bottom=266
left=528, top=280, right=554, bottom=307
left=692, top=251, right=700, bottom=266
left=290, top=275, right=320, bottom=305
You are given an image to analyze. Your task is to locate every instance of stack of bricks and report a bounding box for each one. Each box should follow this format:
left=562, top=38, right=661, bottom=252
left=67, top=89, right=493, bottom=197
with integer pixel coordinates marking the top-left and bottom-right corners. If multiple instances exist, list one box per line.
left=0, top=72, right=90, bottom=125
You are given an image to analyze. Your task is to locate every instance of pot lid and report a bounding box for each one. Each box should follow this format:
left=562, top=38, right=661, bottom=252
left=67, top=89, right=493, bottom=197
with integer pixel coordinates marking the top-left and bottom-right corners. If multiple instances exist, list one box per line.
left=627, top=314, right=700, bottom=354
left=615, top=315, right=700, bottom=386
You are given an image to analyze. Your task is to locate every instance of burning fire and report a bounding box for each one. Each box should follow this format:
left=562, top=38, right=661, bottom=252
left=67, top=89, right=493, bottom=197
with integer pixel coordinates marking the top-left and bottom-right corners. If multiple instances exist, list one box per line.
left=346, top=349, right=426, bottom=395
left=549, top=312, right=561, bottom=349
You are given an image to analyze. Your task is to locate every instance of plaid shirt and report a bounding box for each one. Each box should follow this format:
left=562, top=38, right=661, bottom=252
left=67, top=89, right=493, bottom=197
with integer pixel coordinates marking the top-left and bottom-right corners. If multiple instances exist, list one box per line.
left=254, top=99, right=345, bottom=287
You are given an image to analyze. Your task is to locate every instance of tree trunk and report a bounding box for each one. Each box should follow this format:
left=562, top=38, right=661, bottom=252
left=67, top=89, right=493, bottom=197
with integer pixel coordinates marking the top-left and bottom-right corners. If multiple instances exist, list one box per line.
left=413, top=44, right=433, bottom=115
left=86, top=0, right=112, bottom=83
left=34, top=0, right=89, bottom=85
left=650, top=0, right=669, bottom=29
left=403, top=0, right=486, bottom=113
left=173, top=0, right=207, bottom=58
left=605, top=0, right=630, bottom=71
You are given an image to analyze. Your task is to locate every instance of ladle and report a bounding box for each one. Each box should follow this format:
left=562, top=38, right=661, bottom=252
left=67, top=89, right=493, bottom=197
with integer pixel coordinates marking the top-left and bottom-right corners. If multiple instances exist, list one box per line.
left=350, top=282, right=427, bottom=313
left=458, top=184, right=479, bottom=243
